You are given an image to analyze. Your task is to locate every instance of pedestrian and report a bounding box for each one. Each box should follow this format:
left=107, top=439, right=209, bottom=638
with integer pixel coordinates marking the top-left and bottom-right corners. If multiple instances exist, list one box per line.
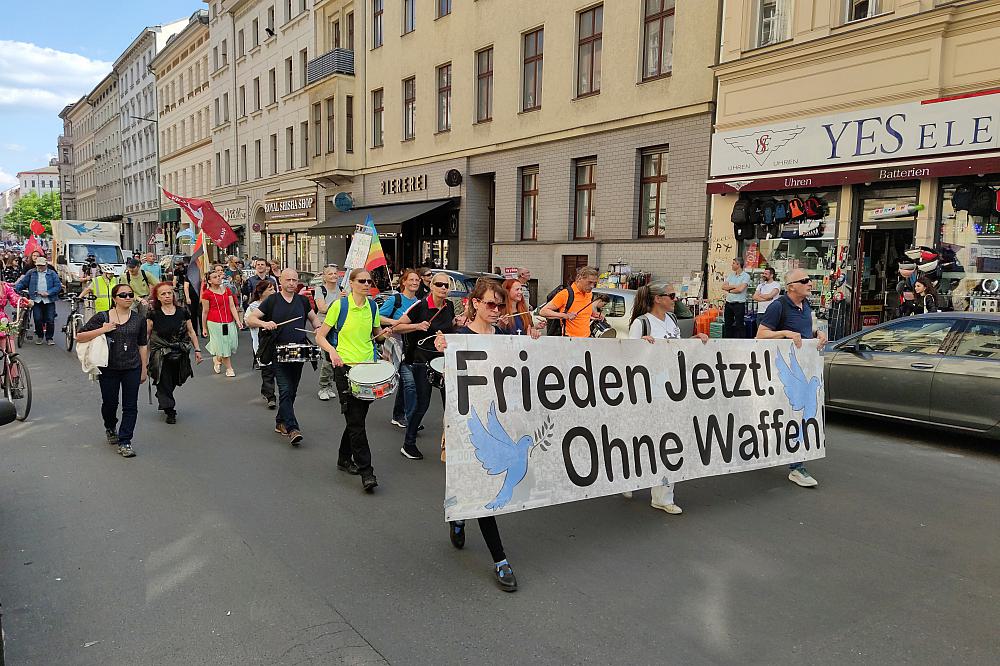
left=80, top=264, right=119, bottom=313
left=415, top=267, right=432, bottom=299
left=625, top=282, right=710, bottom=515
left=912, top=276, right=940, bottom=314
left=246, top=268, right=322, bottom=446
left=393, top=272, right=459, bottom=460
left=752, top=267, right=782, bottom=304
left=140, top=251, right=161, bottom=282
left=223, top=255, right=243, bottom=295
left=146, top=281, right=202, bottom=424
left=14, top=256, right=62, bottom=345
left=539, top=266, right=604, bottom=338
left=313, top=264, right=346, bottom=402
left=267, top=259, right=281, bottom=280
left=75, top=283, right=149, bottom=458
left=515, top=268, right=532, bottom=309
left=721, top=257, right=751, bottom=338
left=21, top=251, right=41, bottom=276
left=434, top=278, right=524, bottom=592
left=123, top=258, right=156, bottom=318
left=241, top=258, right=278, bottom=310
left=247, top=279, right=278, bottom=409
left=378, top=268, right=420, bottom=428
left=755, top=267, right=828, bottom=488
left=500, top=278, right=538, bottom=335
left=316, top=268, right=389, bottom=493
left=201, top=268, right=243, bottom=377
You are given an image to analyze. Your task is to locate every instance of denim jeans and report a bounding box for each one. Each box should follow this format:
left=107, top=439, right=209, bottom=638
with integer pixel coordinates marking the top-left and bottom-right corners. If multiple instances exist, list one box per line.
left=392, top=362, right=416, bottom=424
left=98, top=366, right=141, bottom=445
left=32, top=301, right=56, bottom=340
left=274, top=361, right=304, bottom=431
left=404, top=363, right=442, bottom=449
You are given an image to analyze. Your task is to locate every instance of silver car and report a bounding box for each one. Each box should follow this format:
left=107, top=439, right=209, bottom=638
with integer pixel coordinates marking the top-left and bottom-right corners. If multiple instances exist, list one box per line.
left=822, top=312, right=1000, bottom=439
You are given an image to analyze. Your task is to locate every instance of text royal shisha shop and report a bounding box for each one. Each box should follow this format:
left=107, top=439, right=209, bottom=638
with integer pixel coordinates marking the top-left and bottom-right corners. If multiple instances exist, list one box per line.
left=707, top=90, right=1000, bottom=337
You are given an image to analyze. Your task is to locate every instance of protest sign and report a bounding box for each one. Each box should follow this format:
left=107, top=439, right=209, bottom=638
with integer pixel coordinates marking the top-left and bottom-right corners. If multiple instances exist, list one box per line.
left=340, top=223, right=375, bottom=291
left=443, top=336, right=825, bottom=521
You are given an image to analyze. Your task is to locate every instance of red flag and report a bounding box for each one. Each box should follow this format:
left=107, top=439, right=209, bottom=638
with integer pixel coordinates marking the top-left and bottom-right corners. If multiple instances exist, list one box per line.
left=23, top=236, right=42, bottom=257
left=29, top=218, right=45, bottom=236
left=161, top=187, right=238, bottom=249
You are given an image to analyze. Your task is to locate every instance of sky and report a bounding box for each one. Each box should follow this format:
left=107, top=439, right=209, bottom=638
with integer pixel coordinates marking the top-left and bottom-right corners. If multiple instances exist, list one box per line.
left=0, top=1, right=197, bottom=191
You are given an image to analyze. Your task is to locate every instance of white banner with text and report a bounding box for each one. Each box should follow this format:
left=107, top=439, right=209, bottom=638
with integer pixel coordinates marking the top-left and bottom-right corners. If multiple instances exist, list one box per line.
left=443, top=337, right=826, bottom=521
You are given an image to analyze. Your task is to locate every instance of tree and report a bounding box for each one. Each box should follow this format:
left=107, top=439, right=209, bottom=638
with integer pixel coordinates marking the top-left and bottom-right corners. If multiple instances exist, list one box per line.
left=1, top=191, right=61, bottom=238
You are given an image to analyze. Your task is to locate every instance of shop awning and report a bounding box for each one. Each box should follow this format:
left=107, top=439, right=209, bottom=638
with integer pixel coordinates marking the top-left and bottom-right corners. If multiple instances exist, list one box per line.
left=706, top=151, right=1000, bottom=194
left=309, top=198, right=454, bottom=236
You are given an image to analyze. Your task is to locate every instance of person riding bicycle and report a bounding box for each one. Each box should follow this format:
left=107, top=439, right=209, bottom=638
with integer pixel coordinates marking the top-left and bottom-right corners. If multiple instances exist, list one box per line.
left=80, top=264, right=119, bottom=313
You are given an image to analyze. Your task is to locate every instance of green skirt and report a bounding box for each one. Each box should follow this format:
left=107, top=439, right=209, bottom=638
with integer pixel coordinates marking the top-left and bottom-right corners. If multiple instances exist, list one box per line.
left=206, top=321, right=239, bottom=358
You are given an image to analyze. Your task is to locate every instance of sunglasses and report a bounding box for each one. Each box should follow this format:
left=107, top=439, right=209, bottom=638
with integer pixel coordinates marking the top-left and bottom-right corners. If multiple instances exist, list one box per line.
left=787, top=277, right=813, bottom=285
left=432, top=281, right=449, bottom=288
left=116, top=292, right=135, bottom=299
left=476, top=299, right=505, bottom=310
left=355, top=278, right=373, bottom=285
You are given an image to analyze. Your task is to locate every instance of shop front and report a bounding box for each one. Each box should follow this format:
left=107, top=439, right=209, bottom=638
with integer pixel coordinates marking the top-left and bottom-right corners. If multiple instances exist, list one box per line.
left=263, top=191, right=319, bottom=274
left=211, top=197, right=249, bottom=261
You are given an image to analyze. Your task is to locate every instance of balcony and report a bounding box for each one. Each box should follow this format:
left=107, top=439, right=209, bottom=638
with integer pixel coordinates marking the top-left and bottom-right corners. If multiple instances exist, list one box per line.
left=58, top=134, right=72, bottom=146
left=306, top=48, right=354, bottom=85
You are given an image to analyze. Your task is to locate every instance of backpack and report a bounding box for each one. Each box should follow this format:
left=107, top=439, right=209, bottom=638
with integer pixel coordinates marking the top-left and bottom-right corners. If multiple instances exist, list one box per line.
left=734, top=221, right=755, bottom=241
left=639, top=312, right=678, bottom=338
left=804, top=195, right=827, bottom=220
left=788, top=197, right=806, bottom=220
left=748, top=199, right=766, bottom=226
left=773, top=200, right=791, bottom=224
left=326, top=296, right=379, bottom=361
left=968, top=186, right=996, bottom=218
left=544, top=286, right=574, bottom=337
left=952, top=184, right=974, bottom=212
left=761, top=198, right=778, bottom=226
left=731, top=198, right=751, bottom=225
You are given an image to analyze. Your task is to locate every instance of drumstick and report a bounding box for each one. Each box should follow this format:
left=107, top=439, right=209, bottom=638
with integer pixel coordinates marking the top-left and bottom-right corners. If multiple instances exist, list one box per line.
left=273, top=317, right=300, bottom=327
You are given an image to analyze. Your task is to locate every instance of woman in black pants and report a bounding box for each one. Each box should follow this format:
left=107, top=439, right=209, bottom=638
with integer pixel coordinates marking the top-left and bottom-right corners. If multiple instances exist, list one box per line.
left=146, top=282, right=202, bottom=423
left=76, top=283, right=149, bottom=458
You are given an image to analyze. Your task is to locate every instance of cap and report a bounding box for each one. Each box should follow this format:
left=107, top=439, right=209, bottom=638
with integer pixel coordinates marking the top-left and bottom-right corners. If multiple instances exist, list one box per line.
left=99, top=263, right=115, bottom=274
left=126, top=258, right=140, bottom=268
left=34, top=257, right=47, bottom=266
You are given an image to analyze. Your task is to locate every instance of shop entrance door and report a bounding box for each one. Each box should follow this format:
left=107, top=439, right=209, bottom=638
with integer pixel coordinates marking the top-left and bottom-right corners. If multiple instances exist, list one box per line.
left=854, top=226, right=914, bottom=331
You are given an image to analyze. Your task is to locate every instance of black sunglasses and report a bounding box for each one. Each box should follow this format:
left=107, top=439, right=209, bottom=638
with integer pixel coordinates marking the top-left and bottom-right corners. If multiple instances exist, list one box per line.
left=116, top=292, right=135, bottom=298
left=787, top=277, right=813, bottom=285
left=432, top=281, right=449, bottom=288
left=355, top=278, right=373, bottom=285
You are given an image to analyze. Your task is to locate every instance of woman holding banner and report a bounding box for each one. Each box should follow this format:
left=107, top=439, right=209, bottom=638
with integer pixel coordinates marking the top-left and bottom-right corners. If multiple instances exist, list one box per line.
left=434, top=278, right=538, bottom=592
left=625, top=282, right=709, bottom=515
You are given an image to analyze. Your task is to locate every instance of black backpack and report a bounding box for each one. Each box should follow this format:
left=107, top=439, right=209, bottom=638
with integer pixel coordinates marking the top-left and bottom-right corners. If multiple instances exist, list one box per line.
left=761, top=198, right=778, bottom=226
left=748, top=199, right=766, bottom=226
left=544, top=285, right=574, bottom=337
left=731, top=198, right=751, bottom=225
left=951, top=184, right=974, bottom=212
left=968, top=186, right=996, bottom=218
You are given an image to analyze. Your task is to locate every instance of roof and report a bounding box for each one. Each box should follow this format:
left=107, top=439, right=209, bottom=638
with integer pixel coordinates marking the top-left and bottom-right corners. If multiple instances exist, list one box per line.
left=17, top=166, right=60, bottom=177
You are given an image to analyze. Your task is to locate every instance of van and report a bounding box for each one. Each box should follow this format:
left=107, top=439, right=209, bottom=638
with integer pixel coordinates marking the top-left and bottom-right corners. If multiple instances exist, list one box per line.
left=51, top=220, right=125, bottom=288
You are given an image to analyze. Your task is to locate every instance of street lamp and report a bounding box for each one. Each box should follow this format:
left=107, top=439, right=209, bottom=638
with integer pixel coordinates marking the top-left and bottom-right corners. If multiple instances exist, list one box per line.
left=129, top=114, right=162, bottom=255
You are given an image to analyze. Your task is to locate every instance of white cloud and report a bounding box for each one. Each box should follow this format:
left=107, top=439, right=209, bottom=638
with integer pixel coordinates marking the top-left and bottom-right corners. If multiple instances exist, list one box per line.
left=3, top=143, right=24, bottom=152
left=0, top=41, right=110, bottom=111
left=0, top=168, right=16, bottom=189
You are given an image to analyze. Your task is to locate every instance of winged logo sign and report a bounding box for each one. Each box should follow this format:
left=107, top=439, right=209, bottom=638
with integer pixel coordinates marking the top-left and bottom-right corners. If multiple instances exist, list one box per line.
left=722, top=127, right=805, bottom=167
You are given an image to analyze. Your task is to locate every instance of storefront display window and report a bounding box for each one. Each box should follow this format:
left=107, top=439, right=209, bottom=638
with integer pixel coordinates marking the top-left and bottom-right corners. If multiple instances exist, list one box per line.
left=938, top=179, right=1000, bottom=314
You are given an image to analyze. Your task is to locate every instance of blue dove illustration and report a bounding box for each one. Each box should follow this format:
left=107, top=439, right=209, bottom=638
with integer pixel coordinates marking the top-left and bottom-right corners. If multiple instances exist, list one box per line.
left=66, top=222, right=98, bottom=235
left=468, top=402, right=533, bottom=511
left=775, top=349, right=821, bottom=443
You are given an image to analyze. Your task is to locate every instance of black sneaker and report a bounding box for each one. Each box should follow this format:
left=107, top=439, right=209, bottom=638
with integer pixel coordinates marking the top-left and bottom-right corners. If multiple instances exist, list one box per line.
left=105, top=429, right=119, bottom=446
left=361, top=472, right=378, bottom=493
left=118, top=443, right=136, bottom=458
left=337, top=458, right=360, bottom=475
left=400, top=445, right=423, bottom=460
left=449, top=521, right=465, bottom=549
left=165, top=413, right=177, bottom=424
left=495, top=562, right=517, bottom=592
left=265, top=397, right=276, bottom=409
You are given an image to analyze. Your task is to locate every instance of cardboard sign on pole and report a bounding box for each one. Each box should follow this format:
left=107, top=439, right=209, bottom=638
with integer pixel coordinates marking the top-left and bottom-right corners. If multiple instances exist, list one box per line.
left=340, top=224, right=375, bottom=292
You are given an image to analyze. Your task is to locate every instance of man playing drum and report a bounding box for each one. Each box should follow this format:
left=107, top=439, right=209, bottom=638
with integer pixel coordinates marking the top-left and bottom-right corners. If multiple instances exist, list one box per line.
left=316, top=268, right=390, bottom=493
left=246, top=268, right=322, bottom=446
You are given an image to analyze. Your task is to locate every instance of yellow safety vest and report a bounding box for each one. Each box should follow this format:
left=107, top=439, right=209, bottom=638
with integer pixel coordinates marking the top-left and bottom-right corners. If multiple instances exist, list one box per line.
left=92, top=276, right=118, bottom=312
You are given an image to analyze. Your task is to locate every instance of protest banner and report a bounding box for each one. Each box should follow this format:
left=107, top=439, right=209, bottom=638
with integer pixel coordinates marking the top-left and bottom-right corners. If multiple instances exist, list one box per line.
left=339, top=222, right=375, bottom=291
left=443, top=336, right=825, bottom=521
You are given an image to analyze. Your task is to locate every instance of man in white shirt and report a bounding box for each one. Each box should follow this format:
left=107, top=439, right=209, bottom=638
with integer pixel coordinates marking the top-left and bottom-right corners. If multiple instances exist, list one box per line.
left=752, top=267, right=782, bottom=303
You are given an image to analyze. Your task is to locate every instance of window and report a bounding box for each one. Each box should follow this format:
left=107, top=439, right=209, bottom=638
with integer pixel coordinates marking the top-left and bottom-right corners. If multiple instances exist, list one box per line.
left=857, top=319, right=955, bottom=354
left=269, top=133, right=278, bottom=174
left=253, top=77, right=261, bottom=110
left=574, top=159, right=596, bottom=239
left=403, top=0, right=415, bottom=34
left=402, top=77, right=416, bottom=140
left=333, top=19, right=341, bottom=48
left=326, top=97, right=335, bottom=152
left=212, top=46, right=219, bottom=71
left=755, top=0, right=789, bottom=47
left=267, top=6, right=275, bottom=32
left=347, top=12, right=355, bottom=51
left=284, top=0, right=292, bottom=22
left=237, top=29, right=245, bottom=58
left=301, top=120, right=309, bottom=166
left=520, top=167, right=539, bottom=240
left=437, top=63, right=452, bottom=132
left=252, top=18, right=259, bottom=47
left=522, top=29, right=543, bottom=111
left=639, top=148, right=668, bottom=237
left=300, top=49, right=308, bottom=88
left=268, top=68, right=277, bottom=104
left=437, top=0, right=451, bottom=18
left=346, top=95, right=354, bottom=153
left=313, top=102, right=322, bottom=157
left=221, top=39, right=228, bottom=66
left=238, top=85, right=246, bottom=117
left=239, top=144, right=247, bottom=182
left=299, top=0, right=307, bottom=14
left=224, top=149, right=231, bottom=184
left=285, top=57, right=293, bottom=94
left=955, top=321, right=1000, bottom=359
left=642, top=0, right=675, bottom=80
left=222, top=92, right=230, bottom=121
left=373, top=0, right=384, bottom=47
left=372, top=89, right=384, bottom=146
left=254, top=139, right=262, bottom=179
left=846, top=0, right=880, bottom=22
left=476, top=47, right=493, bottom=122
left=577, top=5, right=603, bottom=96
left=286, top=126, right=295, bottom=170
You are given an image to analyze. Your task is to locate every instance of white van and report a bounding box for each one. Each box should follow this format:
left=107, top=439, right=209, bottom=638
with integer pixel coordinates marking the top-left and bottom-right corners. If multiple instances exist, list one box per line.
left=51, top=220, right=125, bottom=288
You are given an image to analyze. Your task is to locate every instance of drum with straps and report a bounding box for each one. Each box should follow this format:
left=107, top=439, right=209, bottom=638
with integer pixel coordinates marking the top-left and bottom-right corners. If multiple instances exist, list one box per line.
left=590, top=319, right=616, bottom=338
left=348, top=360, right=398, bottom=400
left=428, top=356, right=446, bottom=389
left=275, top=343, right=322, bottom=363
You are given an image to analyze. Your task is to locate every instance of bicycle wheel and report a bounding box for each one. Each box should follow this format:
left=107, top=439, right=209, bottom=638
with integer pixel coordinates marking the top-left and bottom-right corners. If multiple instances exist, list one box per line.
left=6, top=355, right=31, bottom=421
left=64, top=317, right=76, bottom=352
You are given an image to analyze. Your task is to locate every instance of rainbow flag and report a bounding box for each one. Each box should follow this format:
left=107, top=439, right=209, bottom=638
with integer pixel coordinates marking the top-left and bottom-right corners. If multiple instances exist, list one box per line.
left=364, top=215, right=387, bottom=272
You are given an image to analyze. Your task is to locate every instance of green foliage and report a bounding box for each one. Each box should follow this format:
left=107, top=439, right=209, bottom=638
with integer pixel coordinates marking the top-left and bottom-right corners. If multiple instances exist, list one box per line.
left=2, top=191, right=61, bottom=238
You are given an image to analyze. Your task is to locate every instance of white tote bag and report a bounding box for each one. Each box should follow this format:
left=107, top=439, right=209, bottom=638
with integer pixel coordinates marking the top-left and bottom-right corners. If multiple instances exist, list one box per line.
left=76, top=333, right=109, bottom=379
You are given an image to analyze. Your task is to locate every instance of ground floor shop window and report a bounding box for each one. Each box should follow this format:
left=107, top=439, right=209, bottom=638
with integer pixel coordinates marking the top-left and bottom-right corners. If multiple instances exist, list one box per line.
left=939, top=178, right=1000, bottom=314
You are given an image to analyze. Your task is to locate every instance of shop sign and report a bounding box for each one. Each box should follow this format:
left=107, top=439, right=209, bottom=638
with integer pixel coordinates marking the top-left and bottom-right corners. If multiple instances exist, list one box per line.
left=264, top=193, right=317, bottom=221
left=380, top=174, right=428, bottom=195
left=711, top=93, right=1000, bottom=177
left=745, top=243, right=760, bottom=269
left=210, top=199, right=249, bottom=225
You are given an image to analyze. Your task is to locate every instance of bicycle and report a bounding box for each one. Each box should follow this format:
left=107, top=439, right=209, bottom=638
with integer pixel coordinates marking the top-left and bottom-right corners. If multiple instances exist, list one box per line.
left=15, top=298, right=31, bottom=348
left=62, top=293, right=90, bottom=352
left=0, top=319, right=31, bottom=421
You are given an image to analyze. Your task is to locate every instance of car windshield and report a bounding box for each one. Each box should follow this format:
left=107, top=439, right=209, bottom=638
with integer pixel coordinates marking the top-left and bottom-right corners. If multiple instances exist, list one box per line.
left=69, top=244, right=123, bottom=264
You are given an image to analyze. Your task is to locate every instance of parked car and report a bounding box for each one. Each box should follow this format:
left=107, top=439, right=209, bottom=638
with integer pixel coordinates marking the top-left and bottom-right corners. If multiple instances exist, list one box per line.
left=822, top=312, right=1000, bottom=439
left=590, top=288, right=696, bottom=338
left=434, top=270, right=503, bottom=314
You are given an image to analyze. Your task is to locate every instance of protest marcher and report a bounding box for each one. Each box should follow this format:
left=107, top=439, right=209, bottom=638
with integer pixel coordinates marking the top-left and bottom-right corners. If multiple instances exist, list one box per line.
left=223, top=255, right=243, bottom=295
left=393, top=272, right=458, bottom=460
left=146, top=282, right=202, bottom=424
left=80, top=264, right=119, bottom=313
left=14, top=256, right=62, bottom=345
left=0, top=279, right=28, bottom=352
left=201, top=269, right=243, bottom=377
left=313, top=265, right=345, bottom=401
left=415, top=267, right=432, bottom=299
left=378, top=268, right=420, bottom=428
left=123, top=258, right=156, bottom=318
left=21, top=250, right=42, bottom=276
left=140, top=252, right=161, bottom=282
left=267, top=259, right=281, bottom=280
left=241, top=258, right=278, bottom=310
left=434, top=278, right=523, bottom=592
left=755, top=267, right=828, bottom=488
left=246, top=268, right=322, bottom=446
left=752, top=267, right=782, bottom=304
left=721, top=257, right=751, bottom=338
left=500, top=278, right=538, bottom=336
left=75, top=283, right=149, bottom=458
left=539, top=266, right=603, bottom=338
left=247, top=279, right=278, bottom=408
left=316, top=268, right=389, bottom=492
left=625, top=282, right=710, bottom=515
left=516, top=268, right=532, bottom=309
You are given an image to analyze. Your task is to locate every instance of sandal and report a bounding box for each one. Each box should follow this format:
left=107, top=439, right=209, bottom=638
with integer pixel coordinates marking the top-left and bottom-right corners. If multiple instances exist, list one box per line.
left=226, top=368, right=236, bottom=377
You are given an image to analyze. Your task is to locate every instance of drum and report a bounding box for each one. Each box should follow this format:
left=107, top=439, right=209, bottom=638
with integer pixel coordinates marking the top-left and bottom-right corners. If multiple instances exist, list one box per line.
left=590, top=319, right=617, bottom=338
left=275, top=343, right=322, bottom=363
left=428, top=356, right=446, bottom=389
left=348, top=360, right=398, bottom=401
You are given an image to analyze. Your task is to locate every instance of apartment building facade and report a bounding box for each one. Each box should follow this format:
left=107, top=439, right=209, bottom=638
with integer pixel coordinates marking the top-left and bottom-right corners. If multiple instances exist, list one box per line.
left=706, top=0, right=1000, bottom=336
left=89, top=72, right=124, bottom=224
left=151, top=10, right=214, bottom=255
left=69, top=97, right=97, bottom=222
left=57, top=102, right=79, bottom=220
left=16, top=165, right=60, bottom=197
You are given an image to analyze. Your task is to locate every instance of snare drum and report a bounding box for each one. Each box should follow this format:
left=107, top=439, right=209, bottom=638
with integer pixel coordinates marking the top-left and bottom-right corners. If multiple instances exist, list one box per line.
left=590, top=319, right=617, bottom=338
left=275, top=343, right=322, bottom=363
left=428, top=356, right=446, bottom=389
left=348, top=360, right=399, bottom=401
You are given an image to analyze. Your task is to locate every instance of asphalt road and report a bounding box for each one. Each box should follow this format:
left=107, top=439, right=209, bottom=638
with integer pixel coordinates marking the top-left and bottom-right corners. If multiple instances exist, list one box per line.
left=1, top=316, right=998, bottom=665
